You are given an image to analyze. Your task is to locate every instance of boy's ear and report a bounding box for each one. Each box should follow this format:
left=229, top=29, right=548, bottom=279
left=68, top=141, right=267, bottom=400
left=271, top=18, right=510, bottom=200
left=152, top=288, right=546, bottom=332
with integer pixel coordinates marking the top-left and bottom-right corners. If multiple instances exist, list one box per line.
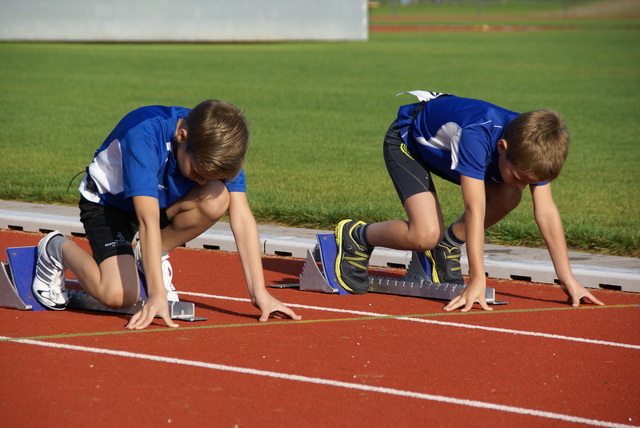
left=497, top=139, right=508, bottom=153
left=176, top=126, right=188, bottom=144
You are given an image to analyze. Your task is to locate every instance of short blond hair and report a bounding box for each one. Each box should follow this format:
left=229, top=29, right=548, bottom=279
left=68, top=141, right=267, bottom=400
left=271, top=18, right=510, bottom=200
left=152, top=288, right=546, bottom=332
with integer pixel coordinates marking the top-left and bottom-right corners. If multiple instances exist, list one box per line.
left=503, top=109, right=569, bottom=182
left=184, top=99, right=249, bottom=179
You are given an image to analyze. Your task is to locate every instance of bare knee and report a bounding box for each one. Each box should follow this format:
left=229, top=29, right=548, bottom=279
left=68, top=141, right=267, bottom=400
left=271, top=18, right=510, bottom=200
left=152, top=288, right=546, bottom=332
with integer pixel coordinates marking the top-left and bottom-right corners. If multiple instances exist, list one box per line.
left=101, top=294, right=138, bottom=310
left=502, top=188, right=522, bottom=212
left=99, top=283, right=139, bottom=309
left=486, top=185, right=522, bottom=225
left=407, top=228, right=443, bottom=252
left=402, top=192, right=445, bottom=252
left=167, top=179, right=231, bottom=225
left=198, top=186, right=230, bottom=223
left=185, top=180, right=230, bottom=225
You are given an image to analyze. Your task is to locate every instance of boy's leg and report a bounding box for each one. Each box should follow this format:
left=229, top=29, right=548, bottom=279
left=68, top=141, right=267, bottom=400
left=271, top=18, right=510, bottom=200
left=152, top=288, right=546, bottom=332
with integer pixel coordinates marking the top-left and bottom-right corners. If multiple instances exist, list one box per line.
left=71, top=197, right=142, bottom=309
left=366, top=192, right=444, bottom=251
left=63, top=245, right=140, bottom=309
left=484, top=183, right=523, bottom=229
left=132, top=180, right=229, bottom=301
left=335, top=121, right=444, bottom=293
left=334, top=194, right=444, bottom=294
left=32, top=231, right=140, bottom=310
left=423, top=226, right=465, bottom=284
left=132, top=236, right=179, bottom=302
left=431, top=183, right=522, bottom=285
left=449, top=183, right=523, bottom=241
left=366, top=119, right=445, bottom=251
left=161, top=179, right=230, bottom=252
left=370, top=192, right=463, bottom=285
left=129, top=180, right=228, bottom=303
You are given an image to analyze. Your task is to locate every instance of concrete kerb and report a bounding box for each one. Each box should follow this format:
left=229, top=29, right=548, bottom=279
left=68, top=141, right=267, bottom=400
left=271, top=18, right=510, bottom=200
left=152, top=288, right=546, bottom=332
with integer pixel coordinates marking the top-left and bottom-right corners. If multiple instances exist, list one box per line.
left=0, top=200, right=638, bottom=293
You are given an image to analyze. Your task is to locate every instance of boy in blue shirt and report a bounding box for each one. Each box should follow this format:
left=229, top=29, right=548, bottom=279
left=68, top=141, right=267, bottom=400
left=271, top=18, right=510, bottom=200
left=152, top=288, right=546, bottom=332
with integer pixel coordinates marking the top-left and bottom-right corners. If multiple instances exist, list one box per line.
left=335, top=91, right=603, bottom=311
left=32, top=99, right=301, bottom=328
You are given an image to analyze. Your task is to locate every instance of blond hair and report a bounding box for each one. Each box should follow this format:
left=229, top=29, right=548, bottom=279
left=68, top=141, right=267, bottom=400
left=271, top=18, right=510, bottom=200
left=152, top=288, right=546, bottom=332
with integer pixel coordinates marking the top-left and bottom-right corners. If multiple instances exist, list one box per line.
left=184, top=99, right=249, bottom=179
left=503, top=109, right=569, bottom=182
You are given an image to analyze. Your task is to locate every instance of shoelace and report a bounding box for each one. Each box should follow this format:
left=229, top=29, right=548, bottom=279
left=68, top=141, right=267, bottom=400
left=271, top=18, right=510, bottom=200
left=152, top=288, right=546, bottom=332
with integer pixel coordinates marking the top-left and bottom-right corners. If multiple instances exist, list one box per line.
left=48, top=269, right=67, bottom=296
left=442, top=246, right=462, bottom=271
left=345, top=250, right=371, bottom=271
left=344, top=226, right=372, bottom=271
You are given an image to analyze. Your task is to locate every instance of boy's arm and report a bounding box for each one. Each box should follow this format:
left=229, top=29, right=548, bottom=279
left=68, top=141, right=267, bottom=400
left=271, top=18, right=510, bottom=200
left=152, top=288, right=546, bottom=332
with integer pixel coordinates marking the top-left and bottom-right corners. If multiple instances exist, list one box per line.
left=126, top=195, right=179, bottom=329
left=444, top=175, right=493, bottom=312
left=530, top=184, right=604, bottom=307
left=228, top=191, right=301, bottom=322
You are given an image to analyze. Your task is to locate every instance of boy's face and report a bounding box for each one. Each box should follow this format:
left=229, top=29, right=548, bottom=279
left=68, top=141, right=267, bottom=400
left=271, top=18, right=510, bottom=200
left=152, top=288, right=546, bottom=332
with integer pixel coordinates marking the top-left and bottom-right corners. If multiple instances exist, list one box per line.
left=176, top=142, right=227, bottom=185
left=174, top=119, right=228, bottom=185
left=497, top=139, right=540, bottom=190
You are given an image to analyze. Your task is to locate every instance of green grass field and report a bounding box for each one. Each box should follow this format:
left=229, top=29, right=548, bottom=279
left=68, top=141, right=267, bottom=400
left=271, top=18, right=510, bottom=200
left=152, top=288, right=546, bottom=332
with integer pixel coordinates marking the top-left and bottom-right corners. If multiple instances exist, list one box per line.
left=0, top=0, right=638, bottom=256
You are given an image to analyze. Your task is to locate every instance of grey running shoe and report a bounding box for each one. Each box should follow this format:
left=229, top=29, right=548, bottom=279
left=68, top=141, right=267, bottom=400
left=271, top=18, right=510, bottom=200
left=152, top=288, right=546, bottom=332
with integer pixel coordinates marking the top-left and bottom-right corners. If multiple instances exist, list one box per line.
left=133, top=235, right=179, bottom=302
left=334, top=219, right=372, bottom=294
left=424, top=243, right=465, bottom=284
left=32, top=231, right=69, bottom=310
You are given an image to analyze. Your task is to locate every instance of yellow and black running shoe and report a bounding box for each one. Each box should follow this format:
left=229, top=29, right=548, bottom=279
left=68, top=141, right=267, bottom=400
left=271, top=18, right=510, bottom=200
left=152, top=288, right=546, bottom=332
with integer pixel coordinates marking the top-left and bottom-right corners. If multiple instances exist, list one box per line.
left=334, top=219, right=372, bottom=294
left=424, top=243, right=465, bottom=284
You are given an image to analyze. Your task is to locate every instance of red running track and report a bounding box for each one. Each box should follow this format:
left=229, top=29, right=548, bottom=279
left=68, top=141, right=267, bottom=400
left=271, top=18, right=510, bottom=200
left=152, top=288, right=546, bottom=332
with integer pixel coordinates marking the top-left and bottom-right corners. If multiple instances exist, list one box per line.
left=1, top=230, right=638, bottom=427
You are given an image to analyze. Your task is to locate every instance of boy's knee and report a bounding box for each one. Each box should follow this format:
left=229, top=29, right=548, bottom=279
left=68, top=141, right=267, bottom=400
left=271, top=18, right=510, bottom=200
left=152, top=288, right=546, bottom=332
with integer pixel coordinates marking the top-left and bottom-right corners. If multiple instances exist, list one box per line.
left=500, top=188, right=522, bottom=212
left=487, top=184, right=522, bottom=216
left=100, top=285, right=139, bottom=309
left=409, top=229, right=443, bottom=252
left=198, top=185, right=230, bottom=222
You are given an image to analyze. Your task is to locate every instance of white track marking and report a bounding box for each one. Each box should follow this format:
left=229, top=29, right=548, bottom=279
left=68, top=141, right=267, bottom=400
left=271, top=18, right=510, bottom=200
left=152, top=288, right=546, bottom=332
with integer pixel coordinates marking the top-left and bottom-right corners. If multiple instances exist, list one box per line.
left=180, top=292, right=640, bottom=350
left=1, top=336, right=634, bottom=428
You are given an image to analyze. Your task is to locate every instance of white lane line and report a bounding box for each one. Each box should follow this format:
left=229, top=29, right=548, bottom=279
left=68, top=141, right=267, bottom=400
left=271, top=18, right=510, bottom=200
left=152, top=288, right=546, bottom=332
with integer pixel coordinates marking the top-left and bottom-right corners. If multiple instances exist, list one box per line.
left=180, top=292, right=640, bottom=350
left=1, top=336, right=634, bottom=428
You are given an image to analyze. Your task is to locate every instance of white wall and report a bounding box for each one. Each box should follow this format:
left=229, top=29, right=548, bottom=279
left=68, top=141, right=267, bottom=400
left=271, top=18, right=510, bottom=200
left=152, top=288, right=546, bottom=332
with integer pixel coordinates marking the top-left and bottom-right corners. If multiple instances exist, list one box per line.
left=0, top=0, right=368, bottom=42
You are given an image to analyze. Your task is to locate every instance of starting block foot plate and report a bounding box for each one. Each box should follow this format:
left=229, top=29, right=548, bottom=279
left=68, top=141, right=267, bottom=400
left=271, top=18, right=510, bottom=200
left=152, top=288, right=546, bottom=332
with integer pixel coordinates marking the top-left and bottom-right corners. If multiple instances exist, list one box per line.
left=5, top=246, right=48, bottom=311
left=316, top=233, right=349, bottom=295
left=299, top=233, right=348, bottom=294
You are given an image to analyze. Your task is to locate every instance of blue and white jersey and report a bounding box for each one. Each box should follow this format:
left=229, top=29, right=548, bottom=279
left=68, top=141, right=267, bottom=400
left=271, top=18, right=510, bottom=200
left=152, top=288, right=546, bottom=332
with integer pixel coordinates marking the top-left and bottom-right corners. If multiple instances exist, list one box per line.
left=79, top=105, right=246, bottom=212
left=397, top=92, right=538, bottom=186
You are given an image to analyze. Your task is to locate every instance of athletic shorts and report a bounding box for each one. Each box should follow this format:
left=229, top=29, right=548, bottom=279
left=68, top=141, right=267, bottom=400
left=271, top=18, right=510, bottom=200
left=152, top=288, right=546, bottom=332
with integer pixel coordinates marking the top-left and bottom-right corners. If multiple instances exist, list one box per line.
left=79, top=196, right=171, bottom=264
left=383, top=120, right=436, bottom=204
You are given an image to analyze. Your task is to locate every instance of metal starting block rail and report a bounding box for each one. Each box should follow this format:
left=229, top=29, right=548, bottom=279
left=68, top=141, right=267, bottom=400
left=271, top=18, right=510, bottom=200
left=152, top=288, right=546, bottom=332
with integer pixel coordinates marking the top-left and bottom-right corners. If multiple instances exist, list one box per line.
left=66, top=283, right=206, bottom=321
left=0, top=246, right=207, bottom=321
left=297, top=234, right=507, bottom=305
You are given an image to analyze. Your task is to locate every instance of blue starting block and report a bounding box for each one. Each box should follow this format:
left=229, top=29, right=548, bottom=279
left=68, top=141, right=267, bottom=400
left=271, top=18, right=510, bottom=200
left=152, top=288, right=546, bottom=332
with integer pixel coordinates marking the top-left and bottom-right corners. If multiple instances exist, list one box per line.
left=298, top=234, right=507, bottom=305
left=1, top=247, right=36, bottom=311
left=0, top=245, right=207, bottom=321
left=5, top=246, right=46, bottom=311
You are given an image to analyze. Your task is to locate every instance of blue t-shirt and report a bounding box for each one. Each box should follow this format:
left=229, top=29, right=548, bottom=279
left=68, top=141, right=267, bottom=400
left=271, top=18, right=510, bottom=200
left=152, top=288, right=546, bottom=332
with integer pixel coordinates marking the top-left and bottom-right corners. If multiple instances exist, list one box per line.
left=79, top=105, right=246, bottom=212
left=397, top=93, right=544, bottom=186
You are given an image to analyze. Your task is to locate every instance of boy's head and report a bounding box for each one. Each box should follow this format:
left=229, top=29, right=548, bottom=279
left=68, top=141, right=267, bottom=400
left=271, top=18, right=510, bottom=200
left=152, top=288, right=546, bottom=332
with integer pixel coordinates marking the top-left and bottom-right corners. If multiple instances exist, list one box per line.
left=182, top=99, right=249, bottom=180
left=501, top=109, right=569, bottom=182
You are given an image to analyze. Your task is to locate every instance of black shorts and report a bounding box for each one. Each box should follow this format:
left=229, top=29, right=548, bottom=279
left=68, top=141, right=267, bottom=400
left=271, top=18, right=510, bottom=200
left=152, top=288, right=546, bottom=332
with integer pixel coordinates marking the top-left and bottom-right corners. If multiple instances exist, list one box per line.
left=383, top=120, right=436, bottom=204
left=79, top=196, right=171, bottom=264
